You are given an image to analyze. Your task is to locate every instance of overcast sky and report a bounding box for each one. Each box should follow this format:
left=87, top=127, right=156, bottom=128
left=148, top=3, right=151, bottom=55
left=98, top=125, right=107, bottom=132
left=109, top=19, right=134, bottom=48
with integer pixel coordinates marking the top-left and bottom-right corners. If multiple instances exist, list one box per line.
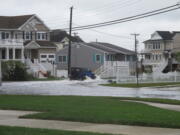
left=0, top=0, right=180, bottom=51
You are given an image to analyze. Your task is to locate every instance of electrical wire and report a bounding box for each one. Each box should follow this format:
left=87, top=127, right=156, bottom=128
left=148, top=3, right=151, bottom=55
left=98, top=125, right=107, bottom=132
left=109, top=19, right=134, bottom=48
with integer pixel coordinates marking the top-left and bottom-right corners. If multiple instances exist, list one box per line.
left=61, top=4, right=179, bottom=31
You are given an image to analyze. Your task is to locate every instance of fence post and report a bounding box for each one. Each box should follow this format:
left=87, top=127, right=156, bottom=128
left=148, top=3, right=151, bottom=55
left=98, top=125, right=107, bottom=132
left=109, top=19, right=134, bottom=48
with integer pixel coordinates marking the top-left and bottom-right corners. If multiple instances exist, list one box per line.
left=175, top=71, right=177, bottom=82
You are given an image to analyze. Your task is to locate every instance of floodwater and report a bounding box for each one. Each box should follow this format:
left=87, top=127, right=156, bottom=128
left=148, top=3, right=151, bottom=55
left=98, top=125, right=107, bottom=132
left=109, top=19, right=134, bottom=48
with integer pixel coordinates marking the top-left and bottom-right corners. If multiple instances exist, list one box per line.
left=0, top=78, right=180, bottom=100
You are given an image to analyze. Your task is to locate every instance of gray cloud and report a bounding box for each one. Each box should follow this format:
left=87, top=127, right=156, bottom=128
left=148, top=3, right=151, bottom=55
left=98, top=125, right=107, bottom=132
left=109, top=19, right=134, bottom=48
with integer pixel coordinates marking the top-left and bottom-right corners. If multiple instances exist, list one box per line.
left=0, top=0, right=180, bottom=50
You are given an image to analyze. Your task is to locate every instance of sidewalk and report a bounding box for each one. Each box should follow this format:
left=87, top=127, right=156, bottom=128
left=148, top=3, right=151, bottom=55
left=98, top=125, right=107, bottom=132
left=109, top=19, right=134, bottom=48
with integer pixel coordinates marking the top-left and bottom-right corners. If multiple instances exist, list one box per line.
left=0, top=110, right=180, bottom=135
left=122, top=100, right=180, bottom=112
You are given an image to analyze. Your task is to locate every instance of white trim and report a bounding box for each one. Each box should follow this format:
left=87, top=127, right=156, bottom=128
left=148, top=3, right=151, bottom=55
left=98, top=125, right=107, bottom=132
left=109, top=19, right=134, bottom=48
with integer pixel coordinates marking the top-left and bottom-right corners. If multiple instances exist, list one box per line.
left=18, top=15, right=50, bottom=31
left=18, top=15, right=35, bottom=30
left=24, top=41, right=40, bottom=49
left=95, top=54, right=101, bottom=63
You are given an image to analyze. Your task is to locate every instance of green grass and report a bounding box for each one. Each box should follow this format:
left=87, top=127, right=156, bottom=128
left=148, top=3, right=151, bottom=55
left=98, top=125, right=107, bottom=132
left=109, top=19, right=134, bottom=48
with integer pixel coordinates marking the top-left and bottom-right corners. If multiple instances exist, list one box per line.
left=0, top=126, right=114, bottom=135
left=102, top=82, right=180, bottom=88
left=117, top=97, right=180, bottom=105
left=0, top=95, right=180, bottom=128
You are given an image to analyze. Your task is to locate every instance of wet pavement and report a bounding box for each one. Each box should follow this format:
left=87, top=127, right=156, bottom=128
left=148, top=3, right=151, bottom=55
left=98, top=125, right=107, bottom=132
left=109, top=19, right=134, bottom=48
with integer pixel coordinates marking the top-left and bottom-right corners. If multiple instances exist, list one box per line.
left=0, top=110, right=180, bottom=135
left=0, top=79, right=180, bottom=100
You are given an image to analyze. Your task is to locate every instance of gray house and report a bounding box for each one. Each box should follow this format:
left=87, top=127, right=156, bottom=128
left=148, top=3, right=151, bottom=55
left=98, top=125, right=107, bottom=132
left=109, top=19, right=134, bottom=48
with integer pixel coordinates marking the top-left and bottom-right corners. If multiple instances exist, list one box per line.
left=56, top=42, right=136, bottom=74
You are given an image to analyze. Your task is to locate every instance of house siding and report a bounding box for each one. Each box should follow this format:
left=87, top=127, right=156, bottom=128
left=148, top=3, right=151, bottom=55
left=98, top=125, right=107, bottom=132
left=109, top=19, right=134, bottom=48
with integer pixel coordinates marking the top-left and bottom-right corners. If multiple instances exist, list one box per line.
left=173, top=33, right=180, bottom=53
left=56, top=43, right=105, bottom=71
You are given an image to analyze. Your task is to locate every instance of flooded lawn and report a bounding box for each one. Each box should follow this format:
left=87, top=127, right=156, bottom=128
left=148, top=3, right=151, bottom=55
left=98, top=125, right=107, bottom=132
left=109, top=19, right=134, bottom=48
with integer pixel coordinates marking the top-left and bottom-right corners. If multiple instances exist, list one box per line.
left=0, top=79, right=180, bottom=100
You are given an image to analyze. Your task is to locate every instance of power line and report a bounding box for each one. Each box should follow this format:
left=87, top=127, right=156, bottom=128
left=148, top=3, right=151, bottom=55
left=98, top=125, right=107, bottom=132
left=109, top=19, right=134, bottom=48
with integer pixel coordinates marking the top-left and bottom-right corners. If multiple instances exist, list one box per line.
left=45, top=0, right=142, bottom=27
left=71, top=4, right=179, bottom=30
left=61, top=3, right=180, bottom=31
left=72, top=7, right=180, bottom=31
left=72, top=23, right=133, bottom=40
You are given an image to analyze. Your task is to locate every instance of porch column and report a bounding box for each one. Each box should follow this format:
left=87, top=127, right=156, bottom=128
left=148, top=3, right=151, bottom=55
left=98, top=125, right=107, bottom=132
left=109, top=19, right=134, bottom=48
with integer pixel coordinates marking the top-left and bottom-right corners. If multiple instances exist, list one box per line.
left=21, top=48, right=24, bottom=61
left=13, top=48, right=16, bottom=60
left=6, top=47, right=9, bottom=60
left=125, top=55, right=127, bottom=61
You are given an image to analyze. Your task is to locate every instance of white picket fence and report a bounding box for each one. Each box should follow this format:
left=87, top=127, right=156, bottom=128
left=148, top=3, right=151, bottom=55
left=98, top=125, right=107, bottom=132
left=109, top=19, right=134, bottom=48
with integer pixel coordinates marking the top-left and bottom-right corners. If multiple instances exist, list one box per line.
left=116, top=72, right=180, bottom=84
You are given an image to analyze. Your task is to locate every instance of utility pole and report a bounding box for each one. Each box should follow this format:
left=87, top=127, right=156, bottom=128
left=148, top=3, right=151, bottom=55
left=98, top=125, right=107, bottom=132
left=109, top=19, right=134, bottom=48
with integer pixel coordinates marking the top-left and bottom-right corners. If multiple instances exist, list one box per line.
left=131, top=33, right=140, bottom=86
left=68, top=6, right=73, bottom=79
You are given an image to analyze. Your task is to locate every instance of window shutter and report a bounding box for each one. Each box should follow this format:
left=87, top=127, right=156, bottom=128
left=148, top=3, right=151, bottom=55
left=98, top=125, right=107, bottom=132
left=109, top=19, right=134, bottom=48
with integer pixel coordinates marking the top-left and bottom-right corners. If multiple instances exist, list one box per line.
left=46, top=33, right=48, bottom=40
left=66, top=56, right=68, bottom=63
left=93, top=54, right=96, bottom=63
left=22, top=31, right=25, bottom=39
left=31, top=32, right=33, bottom=40
left=1, top=32, right=5, bottom=39
left=101, top=54, right=104, bottom=64
left=35, top=32, right=37, bottom=40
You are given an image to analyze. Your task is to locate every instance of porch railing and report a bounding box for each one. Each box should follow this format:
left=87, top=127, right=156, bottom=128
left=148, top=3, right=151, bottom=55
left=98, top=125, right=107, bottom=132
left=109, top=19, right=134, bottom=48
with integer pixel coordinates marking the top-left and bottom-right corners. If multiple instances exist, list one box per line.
left=0, top=39, right=23, bottom=46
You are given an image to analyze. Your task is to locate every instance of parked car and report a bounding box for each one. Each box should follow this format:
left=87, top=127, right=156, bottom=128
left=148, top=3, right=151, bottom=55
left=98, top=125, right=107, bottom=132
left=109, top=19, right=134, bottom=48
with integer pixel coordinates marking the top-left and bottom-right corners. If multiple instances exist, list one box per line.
left=70, top=67, right=96, bottom=80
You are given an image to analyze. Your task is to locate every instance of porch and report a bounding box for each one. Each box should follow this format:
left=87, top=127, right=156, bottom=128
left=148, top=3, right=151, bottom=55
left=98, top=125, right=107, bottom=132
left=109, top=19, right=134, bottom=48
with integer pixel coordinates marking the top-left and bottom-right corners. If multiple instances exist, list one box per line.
left=0, top=47, right=24, bottom=62
left=105, top=53, right=135, bottom=62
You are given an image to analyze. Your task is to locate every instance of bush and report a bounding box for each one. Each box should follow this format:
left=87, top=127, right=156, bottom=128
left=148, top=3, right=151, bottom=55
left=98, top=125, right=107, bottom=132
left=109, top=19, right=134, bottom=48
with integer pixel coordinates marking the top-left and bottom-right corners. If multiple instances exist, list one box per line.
left=2, top=61, right=34, bottom=81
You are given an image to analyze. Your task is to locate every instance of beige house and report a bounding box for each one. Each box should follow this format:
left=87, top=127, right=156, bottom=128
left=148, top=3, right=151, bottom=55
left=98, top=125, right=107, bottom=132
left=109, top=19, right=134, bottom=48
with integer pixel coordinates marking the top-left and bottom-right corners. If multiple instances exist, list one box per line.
left=142, top=31, right=180, bottom=73
left=0, top=14, right=57, bottom=78
left=142, top=31, right=173, bottom=67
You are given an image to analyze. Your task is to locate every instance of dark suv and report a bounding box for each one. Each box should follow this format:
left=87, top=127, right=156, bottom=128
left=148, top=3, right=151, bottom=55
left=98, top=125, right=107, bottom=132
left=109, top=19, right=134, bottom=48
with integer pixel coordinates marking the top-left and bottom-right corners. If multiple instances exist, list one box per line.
left=70, top=67, right=96, bottom=80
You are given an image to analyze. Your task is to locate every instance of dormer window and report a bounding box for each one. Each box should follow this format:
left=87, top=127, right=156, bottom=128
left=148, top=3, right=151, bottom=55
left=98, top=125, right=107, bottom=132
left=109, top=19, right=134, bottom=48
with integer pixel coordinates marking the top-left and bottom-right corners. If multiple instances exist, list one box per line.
left=25, top=32, right=31, bottom=40
left=36, top=32, right=47, bottom=40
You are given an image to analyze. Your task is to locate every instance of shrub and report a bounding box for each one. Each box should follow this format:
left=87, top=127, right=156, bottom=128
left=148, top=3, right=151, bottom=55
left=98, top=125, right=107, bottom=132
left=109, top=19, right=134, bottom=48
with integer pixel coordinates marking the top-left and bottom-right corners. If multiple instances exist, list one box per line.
left=2, top=61, right=34, bottom=81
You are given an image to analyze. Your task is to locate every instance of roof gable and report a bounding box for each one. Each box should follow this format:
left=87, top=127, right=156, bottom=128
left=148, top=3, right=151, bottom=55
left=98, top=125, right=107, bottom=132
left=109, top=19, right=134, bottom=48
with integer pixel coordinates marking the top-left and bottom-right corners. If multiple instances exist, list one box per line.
left=0, top=15, right=34, bottom=29
left=24, top=41, right=56, bottom=48
left=156, top=31, right=173, bottom=40
left=24, top=41, right=40, bottom=49
left=19, top=15, right=50, bottom=31
left=151, top=31, right=162, bottom=40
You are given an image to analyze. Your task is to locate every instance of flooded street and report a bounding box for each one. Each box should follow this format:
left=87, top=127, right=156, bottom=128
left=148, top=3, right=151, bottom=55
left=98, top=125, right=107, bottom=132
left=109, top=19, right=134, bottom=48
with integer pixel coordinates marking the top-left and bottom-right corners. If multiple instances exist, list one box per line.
left=0, top=79, right=180, bottom=100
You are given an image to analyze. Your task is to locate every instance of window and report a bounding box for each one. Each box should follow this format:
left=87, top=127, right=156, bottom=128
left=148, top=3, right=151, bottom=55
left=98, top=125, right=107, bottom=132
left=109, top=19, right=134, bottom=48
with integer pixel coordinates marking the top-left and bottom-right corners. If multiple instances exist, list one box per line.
left=63, top=56, right=67, bottom=62
left=152, top=42, right=161, bottom=50
left=1, top=32, right=10, bottom=39
left=25, top=32, right=31, bottom=40
left=41, top=55, right=47, bottom=58
left=36, top=32, right=47, bottom=40
left=49, top=55, right=54, bottom=58
left=156, top=55, right=158, bottom=60
left=96, top=54, right=101, bottom=62
left=59, top=56, right=67, bottom=63
left=59, top=56, right=63, bottom=62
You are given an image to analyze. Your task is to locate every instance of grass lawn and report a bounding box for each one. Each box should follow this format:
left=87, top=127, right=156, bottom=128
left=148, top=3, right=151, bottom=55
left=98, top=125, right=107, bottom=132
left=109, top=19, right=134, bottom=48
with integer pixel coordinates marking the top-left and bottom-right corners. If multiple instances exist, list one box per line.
left=0, top=95, right=180, bottom=128
left=0, top=126, right=114, bottom=135
left=117, top=97, right=180, bottom=105
left=102, top=82, right=180, bottom=88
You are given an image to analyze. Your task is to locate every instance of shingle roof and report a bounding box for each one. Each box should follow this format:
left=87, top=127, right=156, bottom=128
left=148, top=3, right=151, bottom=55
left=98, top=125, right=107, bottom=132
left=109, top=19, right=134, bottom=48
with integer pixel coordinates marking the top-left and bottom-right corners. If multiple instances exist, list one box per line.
left=85, top=42, right=135, bottom=54
left=50, top=29, right=84, bottom=42
left=156, top=31, right=174, bottom=40
left=93, top=42, right=135, bottom=54
left=0, top=15, right=34, bottom=29
left=24, top=41, right=56, bottom=48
